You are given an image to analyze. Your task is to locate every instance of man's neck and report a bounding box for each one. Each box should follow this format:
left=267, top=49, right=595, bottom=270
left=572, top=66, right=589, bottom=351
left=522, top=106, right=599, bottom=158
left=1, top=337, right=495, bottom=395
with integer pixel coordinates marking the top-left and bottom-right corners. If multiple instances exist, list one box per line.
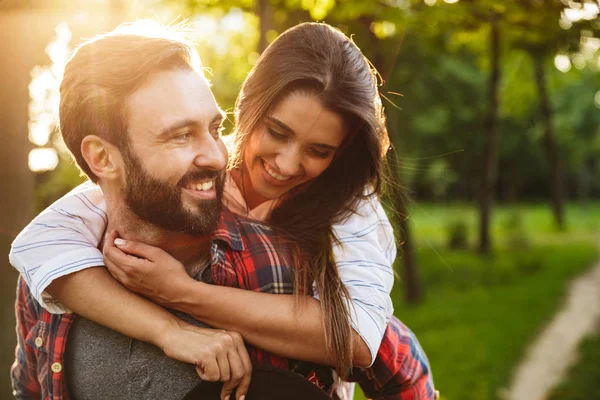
left=104, top=194, right=212, bottom=271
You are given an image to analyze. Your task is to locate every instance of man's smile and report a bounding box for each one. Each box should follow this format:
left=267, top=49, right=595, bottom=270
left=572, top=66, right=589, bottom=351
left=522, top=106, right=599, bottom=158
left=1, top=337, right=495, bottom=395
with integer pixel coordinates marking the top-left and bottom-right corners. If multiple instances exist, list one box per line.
left=183, top=179, right=216, bottom=199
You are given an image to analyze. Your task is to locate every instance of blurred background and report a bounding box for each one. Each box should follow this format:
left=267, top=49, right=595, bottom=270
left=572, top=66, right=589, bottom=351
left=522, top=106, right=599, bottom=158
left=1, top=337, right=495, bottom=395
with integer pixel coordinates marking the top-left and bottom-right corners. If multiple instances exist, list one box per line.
left=2, top=0, right=600, bottom=399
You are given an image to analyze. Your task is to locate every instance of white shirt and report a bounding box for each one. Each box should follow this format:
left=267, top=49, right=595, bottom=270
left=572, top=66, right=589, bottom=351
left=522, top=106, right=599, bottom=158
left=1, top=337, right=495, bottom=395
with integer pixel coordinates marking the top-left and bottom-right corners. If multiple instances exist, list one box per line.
left=9, top=177, right=395, bottom=365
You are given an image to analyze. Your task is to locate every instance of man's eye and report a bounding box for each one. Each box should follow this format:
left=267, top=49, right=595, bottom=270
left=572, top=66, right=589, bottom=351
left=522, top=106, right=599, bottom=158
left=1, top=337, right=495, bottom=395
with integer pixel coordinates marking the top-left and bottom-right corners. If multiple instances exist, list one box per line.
left=173, top=131, right=192, bottom=141
left=267, top=128, right=287, bottom=141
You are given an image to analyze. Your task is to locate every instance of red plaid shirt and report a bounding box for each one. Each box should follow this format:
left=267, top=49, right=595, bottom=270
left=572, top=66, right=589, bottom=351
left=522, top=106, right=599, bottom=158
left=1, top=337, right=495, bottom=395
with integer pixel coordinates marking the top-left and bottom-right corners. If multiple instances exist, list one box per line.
left=12, top=208, right=436, bottom=399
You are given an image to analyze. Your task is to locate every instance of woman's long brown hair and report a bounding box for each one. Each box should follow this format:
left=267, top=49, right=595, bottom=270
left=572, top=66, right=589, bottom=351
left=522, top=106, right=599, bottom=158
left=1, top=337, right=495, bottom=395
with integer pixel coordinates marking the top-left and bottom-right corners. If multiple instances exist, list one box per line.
left=229, top=22, right=390, bottom=378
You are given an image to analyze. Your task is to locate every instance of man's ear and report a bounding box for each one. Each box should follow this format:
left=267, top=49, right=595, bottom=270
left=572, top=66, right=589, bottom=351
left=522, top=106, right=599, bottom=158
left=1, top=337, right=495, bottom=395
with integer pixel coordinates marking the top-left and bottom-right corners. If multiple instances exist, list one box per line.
left=81, top=135, right=123, bottom=181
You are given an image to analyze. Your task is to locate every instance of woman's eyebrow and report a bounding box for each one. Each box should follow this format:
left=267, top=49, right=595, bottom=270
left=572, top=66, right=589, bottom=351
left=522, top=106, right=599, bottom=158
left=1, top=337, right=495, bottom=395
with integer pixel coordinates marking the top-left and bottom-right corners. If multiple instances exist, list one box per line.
left=266, top=116, right=294, bottom=134
left=266, top=116, right=340, bottom=150
left=312, top=142, right=339, bottom=151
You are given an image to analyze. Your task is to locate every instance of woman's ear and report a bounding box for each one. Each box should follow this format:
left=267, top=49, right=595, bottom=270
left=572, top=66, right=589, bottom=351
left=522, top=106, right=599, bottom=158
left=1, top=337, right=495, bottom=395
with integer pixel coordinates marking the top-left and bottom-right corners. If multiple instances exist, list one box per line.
left=81, top=135, right=123, bottom=181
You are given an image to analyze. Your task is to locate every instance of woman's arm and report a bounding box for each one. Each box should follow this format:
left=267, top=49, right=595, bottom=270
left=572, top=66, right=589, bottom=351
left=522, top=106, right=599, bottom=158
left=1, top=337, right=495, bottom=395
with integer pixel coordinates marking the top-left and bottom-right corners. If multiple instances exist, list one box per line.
left=9, top=181, right=108, bottom=313
left=105, top=236, right=374, bottom=367
left=329, top=195, right=396, bottom=365
left=174, top=280, right=374, bottom=367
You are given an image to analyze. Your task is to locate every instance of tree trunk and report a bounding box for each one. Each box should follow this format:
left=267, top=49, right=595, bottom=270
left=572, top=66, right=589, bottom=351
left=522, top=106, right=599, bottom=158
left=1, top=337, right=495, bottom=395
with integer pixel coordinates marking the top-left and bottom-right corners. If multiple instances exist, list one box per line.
left=478, top=16, right=501, bottom=254
left=387, top=129, right=422, bottom=304
left=0, top=10, right=56, bottom=398
left=0, top=7, right=117, bottom=396
left=257, top=0, right=270, bottom=53
left=533, top=57, right=565, bottom=230
left=368, top=36, right=422, bottom=304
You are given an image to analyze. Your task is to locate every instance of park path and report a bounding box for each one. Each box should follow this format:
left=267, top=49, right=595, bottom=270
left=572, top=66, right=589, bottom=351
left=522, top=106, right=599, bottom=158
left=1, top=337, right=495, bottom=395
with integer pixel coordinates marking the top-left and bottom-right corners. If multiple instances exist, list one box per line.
left=505, top=256, right=600, bottom=400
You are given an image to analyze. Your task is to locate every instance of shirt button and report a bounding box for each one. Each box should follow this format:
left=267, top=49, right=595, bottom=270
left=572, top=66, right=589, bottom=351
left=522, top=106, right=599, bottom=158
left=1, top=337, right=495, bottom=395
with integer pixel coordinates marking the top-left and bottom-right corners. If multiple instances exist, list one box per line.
left=34, top=337, right=43, bottom=348
left=51, top=362, right=62, bottom=373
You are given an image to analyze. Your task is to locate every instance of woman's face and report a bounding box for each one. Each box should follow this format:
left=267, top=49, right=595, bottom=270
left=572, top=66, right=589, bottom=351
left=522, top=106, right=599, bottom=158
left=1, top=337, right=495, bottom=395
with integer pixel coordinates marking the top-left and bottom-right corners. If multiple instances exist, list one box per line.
left=243, top=92, right=348, bottom=204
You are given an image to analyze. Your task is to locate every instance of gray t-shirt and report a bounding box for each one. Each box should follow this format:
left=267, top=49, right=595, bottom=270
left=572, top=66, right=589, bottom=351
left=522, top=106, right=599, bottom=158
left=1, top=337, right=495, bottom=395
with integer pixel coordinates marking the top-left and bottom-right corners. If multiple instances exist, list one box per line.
left=65, top=262, right=212, bottom=400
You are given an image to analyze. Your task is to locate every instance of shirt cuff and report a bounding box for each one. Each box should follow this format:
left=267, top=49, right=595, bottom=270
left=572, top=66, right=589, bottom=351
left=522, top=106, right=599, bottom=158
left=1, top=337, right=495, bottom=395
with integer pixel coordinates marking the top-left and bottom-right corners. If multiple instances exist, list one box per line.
left=28, top=247, right=105, bottom=314
left=349, top=299, right=390, bottom=366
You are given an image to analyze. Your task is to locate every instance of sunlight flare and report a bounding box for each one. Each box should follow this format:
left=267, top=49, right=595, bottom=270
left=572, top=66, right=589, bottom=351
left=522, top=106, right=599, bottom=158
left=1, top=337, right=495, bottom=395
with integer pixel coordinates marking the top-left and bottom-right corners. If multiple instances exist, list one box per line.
left=29, top=148, right=59, bottom=172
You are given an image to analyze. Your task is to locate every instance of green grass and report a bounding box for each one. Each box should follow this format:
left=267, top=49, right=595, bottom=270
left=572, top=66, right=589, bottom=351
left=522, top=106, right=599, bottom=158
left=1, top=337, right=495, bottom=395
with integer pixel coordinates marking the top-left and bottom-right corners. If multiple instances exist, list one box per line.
left=547, top=328, right=600, bottom=400
left=409, top=202, right=600, bottom=246
left=353, top=202, right=599, bottom=400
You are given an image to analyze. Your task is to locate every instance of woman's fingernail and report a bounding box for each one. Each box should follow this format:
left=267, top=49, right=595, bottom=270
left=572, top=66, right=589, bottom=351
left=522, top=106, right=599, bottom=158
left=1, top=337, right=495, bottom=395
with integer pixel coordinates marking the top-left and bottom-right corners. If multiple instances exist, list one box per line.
left=239, top=396, right=245, bottom=400
left=114, top=238, right=126, bottom=247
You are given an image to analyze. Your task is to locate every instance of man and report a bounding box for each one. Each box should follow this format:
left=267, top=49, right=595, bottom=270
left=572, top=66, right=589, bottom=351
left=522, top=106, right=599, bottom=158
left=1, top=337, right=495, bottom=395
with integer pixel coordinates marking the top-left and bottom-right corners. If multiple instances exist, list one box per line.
left=11, top=21, right=436, bottom=400
left=11, top=21, right=274, bottom=400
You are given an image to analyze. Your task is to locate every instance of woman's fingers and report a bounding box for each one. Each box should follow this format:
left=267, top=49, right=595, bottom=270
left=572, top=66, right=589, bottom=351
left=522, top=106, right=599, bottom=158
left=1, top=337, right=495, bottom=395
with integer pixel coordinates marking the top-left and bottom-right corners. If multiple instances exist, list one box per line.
left=221, top=331, right=251, bottom=400
left=221, top=348, right=248, bottom=400
left=113, top=237, right=164, bottom=261
left=216, top=344, right=231, bottom=383
left=163, top=326, right=251, bottom=400
left=231, top=331, right=253, bottom=393
left=198, top=357, right=221, bottom=382
left=104, top=240, right=153, bottom=274
left=102, top=254, right=125, bottom=281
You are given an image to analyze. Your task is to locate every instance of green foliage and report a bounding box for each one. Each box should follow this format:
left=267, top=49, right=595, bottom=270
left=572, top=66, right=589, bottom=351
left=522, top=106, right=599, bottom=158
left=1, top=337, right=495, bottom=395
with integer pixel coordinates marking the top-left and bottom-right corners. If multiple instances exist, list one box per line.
left=35, top=157, right=86, bottom=213
left=446, top=219, right=469, bottom=249
left=131, top=0, right=600, bottom=204
left=500, top=210, right=530, bottom=249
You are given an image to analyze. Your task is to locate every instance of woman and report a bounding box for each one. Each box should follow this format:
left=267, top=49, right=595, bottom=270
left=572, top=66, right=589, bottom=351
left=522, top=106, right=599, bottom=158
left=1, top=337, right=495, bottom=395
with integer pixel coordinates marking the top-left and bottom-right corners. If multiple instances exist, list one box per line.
left=11, top=22, right=434, bottom=399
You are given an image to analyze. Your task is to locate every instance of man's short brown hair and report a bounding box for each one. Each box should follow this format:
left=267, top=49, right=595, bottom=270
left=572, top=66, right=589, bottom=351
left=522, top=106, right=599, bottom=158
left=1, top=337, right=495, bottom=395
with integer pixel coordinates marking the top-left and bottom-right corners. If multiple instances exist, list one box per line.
left=59, top=21, right=202, bottom=182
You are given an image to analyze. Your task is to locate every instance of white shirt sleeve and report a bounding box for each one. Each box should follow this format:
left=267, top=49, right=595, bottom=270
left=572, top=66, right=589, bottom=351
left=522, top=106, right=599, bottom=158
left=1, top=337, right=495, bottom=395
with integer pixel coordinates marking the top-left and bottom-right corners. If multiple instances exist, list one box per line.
left=9, top=181, right=107, bottom=314
left=314, top=195, right=396, bottom=366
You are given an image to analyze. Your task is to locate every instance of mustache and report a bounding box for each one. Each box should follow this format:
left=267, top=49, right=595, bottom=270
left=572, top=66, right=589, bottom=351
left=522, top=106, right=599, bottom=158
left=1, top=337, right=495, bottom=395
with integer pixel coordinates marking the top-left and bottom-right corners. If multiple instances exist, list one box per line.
left=178, top=170, right=223, bottom=186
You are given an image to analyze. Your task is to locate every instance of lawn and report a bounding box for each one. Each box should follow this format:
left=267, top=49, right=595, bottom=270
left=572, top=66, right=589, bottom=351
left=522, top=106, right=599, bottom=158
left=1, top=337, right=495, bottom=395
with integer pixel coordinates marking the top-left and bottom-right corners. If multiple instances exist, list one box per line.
left=353, top=202, right=599, bottom=400
left=546, top=328, right=600, bottom=400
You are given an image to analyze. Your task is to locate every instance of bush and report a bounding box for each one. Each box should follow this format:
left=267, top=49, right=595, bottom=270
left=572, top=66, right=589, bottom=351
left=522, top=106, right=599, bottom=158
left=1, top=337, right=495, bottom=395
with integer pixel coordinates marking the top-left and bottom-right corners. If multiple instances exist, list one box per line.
left=447, top=219, right=469, bottom=249
left=501, top=211, right=530, bottom=249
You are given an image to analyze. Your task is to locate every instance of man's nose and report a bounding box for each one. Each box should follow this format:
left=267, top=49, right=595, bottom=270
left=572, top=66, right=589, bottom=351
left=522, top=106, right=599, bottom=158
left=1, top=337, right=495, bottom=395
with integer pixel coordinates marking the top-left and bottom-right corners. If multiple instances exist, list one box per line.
left=276, top=145, right=302, bottom=177
left=192, top=134, right=227, bottom=171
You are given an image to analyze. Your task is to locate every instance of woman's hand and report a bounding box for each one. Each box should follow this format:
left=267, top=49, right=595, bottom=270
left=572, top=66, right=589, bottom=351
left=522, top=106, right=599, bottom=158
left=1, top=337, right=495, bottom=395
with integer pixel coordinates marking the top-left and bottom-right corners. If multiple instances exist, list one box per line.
left=159, top=321, right=252, bottom=400
left=103, top=229, right=192, bottom=306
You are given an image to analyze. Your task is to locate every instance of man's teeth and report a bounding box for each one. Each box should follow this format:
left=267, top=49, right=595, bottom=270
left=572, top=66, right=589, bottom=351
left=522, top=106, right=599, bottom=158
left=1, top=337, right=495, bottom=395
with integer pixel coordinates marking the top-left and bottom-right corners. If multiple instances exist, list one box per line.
left=186, top=181, right=213, bottom=191
left=264, top=162, right=290, bottom=181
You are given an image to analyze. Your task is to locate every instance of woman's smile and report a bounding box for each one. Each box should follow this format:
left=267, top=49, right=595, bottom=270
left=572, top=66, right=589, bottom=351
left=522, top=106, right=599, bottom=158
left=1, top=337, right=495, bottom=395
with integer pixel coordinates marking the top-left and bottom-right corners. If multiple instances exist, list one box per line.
left=261, top=159, right=297, bottom=186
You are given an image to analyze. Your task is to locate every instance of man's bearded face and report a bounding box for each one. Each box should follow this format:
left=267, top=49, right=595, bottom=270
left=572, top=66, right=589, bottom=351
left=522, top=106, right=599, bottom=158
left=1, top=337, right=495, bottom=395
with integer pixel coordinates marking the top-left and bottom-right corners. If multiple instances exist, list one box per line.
left=122, top=145, right=225, bottom=236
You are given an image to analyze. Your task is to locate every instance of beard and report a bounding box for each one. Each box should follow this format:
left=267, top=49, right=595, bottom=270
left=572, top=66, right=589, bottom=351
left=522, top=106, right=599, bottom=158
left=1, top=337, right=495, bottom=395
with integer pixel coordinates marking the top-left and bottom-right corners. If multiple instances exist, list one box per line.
left=121, top=147, right=225, bottom=236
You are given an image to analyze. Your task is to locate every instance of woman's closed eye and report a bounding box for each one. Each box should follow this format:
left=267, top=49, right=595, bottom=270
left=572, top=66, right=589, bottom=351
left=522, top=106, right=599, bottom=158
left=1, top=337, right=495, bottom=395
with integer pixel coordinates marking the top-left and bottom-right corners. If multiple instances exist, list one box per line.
left=267, top=127, right=288, bottom=141
left=308, top=147, right=331, bottom=159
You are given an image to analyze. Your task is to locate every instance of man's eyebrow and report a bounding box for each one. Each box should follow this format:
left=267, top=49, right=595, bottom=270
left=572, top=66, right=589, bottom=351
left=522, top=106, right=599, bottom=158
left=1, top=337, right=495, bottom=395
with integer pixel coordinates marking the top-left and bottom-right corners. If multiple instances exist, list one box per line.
left=156, top=120, right=199, bottom=137
left=266, top=116, right=340, bottom=151
left=156, top=112, right=225, bottom=138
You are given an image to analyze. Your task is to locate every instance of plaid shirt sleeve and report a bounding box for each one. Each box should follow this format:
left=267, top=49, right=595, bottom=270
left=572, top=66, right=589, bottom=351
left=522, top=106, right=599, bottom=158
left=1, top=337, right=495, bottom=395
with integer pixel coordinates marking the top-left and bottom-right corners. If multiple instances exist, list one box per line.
left=350, top=316, right=437, bottom=400
left=11, top=276, right=42, bottom=399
